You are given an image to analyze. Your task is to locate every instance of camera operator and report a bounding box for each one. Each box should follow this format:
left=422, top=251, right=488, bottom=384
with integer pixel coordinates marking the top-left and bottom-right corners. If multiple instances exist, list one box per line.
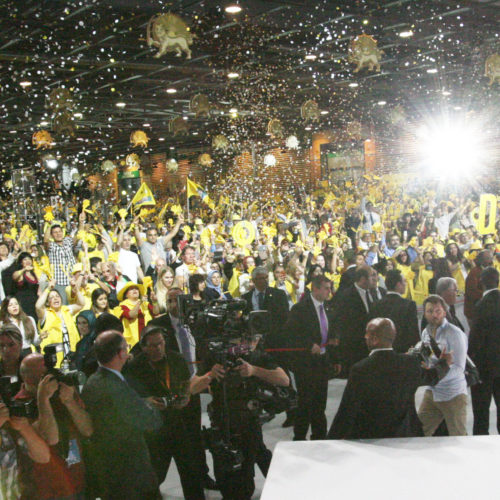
left=148, top=287, right=217, bottom=490
left=0, top=399, right=50, bottom=498
left=16, top=353, right=93, bottom=499
left=197, top=333, right=289, bottom=500
left=124, top=325, right=205, bottom=500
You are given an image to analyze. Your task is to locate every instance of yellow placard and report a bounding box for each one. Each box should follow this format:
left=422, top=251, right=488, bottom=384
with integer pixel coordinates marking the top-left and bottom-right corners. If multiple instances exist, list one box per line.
left=476, top=194, right=497, bottom=235
left=232, top=221, right=255, bottom=247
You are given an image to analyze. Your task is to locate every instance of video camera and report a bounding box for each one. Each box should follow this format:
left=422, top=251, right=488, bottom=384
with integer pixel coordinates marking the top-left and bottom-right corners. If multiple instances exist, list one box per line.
left=407, top=341, right=433, bottom=364
left=0, top=376, right=37, bottom=419
left=43, top=345, right=87, bottom=387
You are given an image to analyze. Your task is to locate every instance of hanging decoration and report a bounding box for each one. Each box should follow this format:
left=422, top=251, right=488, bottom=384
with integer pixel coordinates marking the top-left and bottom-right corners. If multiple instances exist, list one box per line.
left=485, top=54, right=500, bottom=85
left=301, top=100, right=320, bottom=121
left=130, top=130, right=150, bottom=148
left=348, top=34, right=384, bottom=73
left=47, top=88, right=73, bottom=111
left=125, top=153, right=141, bottom=170
left=267, top=118, right=284, bottom=138
left=53, top=110, right=75, bottom=136
left=212, top=134, right=230, bottom=151
left=101, top=160, right=116, bottom=174
left=285, top=135, right=299, bottom=150
left=169, top=116, right=189, bottom=136
left=32, top=130, right=54, bottom=150
left=146, top=13, right=193, bottom=59
left=166, top=158, right=179, bottom=173
left=198, top=153, right=213, bottom=167
left=190, top=94, right=211, bottom=117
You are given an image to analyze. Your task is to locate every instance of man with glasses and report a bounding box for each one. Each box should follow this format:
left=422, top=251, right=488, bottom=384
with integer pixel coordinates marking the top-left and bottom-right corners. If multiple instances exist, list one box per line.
left=82, top=331, right=162, bottom=500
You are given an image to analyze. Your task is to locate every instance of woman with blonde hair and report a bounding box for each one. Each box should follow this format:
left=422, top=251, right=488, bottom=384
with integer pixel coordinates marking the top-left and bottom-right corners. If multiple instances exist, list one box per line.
left=153, top=266, right=176, bottom=315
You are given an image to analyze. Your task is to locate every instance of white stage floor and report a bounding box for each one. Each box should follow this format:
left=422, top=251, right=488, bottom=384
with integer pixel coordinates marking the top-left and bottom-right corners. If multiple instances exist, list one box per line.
left=161, top=377, right=499, bottom=499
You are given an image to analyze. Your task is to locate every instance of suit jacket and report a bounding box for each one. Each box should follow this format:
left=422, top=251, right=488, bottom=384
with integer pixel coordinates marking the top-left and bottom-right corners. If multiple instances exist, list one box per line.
left=337, top=266, right=357, bottom=293
left=241, top=286, right=289, bottom=348
left=328, top=350, right=448, bottom=439
left=464, top=266, right=483, bottom=321
left=285, top=294, right=336, bottom=371
left=369, top=292, right=420, bottom=353
left=468, top=289, right=500, bottom=379
left=81, top=367, right=162, bottom=499
left=332, top=285, right=370, bottom=376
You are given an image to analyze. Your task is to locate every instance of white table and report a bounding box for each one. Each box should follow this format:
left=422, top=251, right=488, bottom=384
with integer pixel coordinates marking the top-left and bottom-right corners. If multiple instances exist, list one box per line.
left=261, top=436, right=500, bottom=500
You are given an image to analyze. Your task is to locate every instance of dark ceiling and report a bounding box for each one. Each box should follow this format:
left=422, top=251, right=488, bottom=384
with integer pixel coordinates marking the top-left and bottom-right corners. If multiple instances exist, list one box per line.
left=0, top=0, right=499, bottom=173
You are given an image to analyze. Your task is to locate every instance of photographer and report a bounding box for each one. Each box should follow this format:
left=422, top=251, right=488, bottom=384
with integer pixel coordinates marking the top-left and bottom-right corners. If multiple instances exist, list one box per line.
left=197, top=333, right=289, bottom=500
left=124, top=325, right=205, bottom=500
left=16, top=353, right=92, bottom=499
left=0, top=399, right=50, bottom=498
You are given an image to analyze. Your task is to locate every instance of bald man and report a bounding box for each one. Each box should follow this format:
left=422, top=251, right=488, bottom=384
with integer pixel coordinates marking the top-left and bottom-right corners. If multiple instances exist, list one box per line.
left=327, top=318, right=452, bottom=440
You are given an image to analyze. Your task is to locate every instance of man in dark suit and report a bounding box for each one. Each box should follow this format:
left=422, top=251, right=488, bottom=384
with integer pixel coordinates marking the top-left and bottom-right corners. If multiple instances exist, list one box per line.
left=287, top=275, right=339, bottom=441
left=148, top=287, right=217, bottom=490
left=332, top=265, right=372, bottom=377
left=465, top=249, right=493, bottom=326
left=241, top=266, right=289, bottom=349
left=328, top=318, right=451, bottom=440
left=81, top=331, right=162, bottom=500
left=369, top=269, right=420, bottom=353
left=468, top=267, right=500, bottom=435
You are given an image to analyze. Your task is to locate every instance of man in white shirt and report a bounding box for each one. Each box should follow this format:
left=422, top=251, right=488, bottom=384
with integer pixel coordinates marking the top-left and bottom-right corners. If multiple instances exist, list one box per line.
left=118, top=232, right=143, bottom=285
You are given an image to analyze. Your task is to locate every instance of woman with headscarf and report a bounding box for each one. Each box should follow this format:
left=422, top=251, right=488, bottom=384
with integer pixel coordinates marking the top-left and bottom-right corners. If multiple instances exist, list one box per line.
left=73, top=310, right=97, bottom=371
left=205, top=269, right=231, bottom=301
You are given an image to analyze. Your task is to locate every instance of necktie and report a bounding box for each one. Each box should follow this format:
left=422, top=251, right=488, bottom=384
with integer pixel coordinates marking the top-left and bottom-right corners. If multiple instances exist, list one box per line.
left=177, top=325, right=195, bottom=377
left=258, top=292, right=265, bottom=310
left=318, top=304, right=328, bottom=352
left=370, top=213, right=374, bottom=225
left=365, top=290, right=372, bottom=311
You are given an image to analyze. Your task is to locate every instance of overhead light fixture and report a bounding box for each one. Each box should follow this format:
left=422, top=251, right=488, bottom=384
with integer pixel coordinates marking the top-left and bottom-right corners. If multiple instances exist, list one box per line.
left=377, top=100, right=387, bottom=106
left=225, top=4, right=242, bottom=14
left=320, top=110, right=329, bottom=115
left=9, top=130, right=17, bottom=134
left=305, top=126, right=312, bottom=131
left=20, top=81, right=32, bottom=88
left=227, top=72, right=240, bottom=79
left=427, top=68, right=438, bottom=74
left=143, top=123, right=151, bottom=127
left=399, top=30, right=413, bottom=38
left=40, top=121, right=49, bottom=126
left=73, top=112, right=83, bottom=119
left=166, top=88, right=177, bottom=94
left=229, top=108, right=238, bottom=113
left=158, top=137, right=165, bottom=141
left=442, top=90, right=451, bottom=96
left=116, top=102, right=126, bottom=108
left=362, top=19, right=369, bottom=25
left=348, top=82, right=359, bottom=88
left=305, top=54, right=317, bottom=61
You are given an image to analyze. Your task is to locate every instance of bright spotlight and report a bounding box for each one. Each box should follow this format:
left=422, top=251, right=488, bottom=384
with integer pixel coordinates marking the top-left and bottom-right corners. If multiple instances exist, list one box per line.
left=42, top=154, right=59, bottom=171
left=418, top=117, right=485, bottom=179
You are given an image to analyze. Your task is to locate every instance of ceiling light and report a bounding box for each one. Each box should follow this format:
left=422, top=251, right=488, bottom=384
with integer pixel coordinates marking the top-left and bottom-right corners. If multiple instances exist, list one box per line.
left=166, top=88, right=177, bottom=94
left=427, top=68, right=438, bottom=74
left=20, top=81, right=32, bottom=88
left=305, top=126, right=312, bottom=131
left=399, top=30, right=413, bottom=38
left=40, top=121, right=49, bottom=126
left=158, top=137, right=165, bottom=141
left=377, top=100, right=387, bottom=106
left=143, top=123, right=151, bottom=127
left=227, top=72, right=240, bottom=79
left=42, top=154, right=59, bottom=171
left=73, top=112, right=83, bottom=119
left=305, top=54, right=317, bottom=61
left=229, top=108, right=238, bottom=113
left=442, top=90, right=451, bottom=96
left=225, top=4, right=242, bottom=14
left=348, top=82, right=359, bottom=88
left=362, top=19, right=369, bottom=25
left=170, top=146, right=175, bottom=150
left=116, top=102, right=126, bottom=108
left=9, top=130, right=17, bottom=134
left=192, top=131, right=199, bottom=135
left=320, top=110, right=328, bottom=115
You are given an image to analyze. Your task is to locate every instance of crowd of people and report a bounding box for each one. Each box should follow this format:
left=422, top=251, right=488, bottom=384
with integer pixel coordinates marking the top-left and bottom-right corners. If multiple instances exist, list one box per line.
left=0, top=173, right=499, bottom=499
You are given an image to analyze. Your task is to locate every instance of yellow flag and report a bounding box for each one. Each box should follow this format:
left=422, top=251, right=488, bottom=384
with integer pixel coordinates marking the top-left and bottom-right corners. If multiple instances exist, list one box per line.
left=131, top=183, right=156, bottom=209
